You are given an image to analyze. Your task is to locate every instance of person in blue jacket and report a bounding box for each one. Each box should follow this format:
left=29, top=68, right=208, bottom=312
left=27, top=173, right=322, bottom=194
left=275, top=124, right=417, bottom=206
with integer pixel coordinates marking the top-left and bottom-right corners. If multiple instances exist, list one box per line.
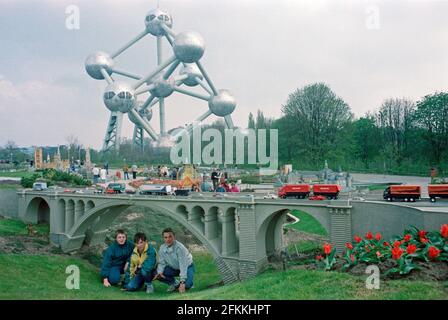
left=100, top=229, right=134, bottom=287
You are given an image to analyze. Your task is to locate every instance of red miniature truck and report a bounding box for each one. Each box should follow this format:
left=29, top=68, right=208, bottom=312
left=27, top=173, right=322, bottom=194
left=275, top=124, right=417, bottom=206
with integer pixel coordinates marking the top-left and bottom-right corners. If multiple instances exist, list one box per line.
left=312, top=184, right=341, bottom=200
left=428, top=184, right=448, bottom=202
left=278, top=184, right=311, bottom=199
left=383, top=185, right=421, bottom=202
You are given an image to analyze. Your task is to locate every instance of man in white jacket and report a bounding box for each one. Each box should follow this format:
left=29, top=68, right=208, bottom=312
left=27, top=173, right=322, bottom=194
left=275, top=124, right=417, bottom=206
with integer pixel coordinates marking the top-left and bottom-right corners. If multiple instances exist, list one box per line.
left=153, top=228, right=195, bottom=293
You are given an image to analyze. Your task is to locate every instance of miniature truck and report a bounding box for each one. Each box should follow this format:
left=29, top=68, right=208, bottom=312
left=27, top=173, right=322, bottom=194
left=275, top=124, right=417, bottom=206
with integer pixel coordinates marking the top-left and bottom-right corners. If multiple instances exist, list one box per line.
left=312, top=184, right=341, bottom=200
left=428, top=184, right=448, bottom=202
left=105, top=183, right=126, bottom=194
left=278, top=184, right=311, bottom=199
left=139, top=184, right=173, bottom=196
left=383, top=185, right=421, bottom=202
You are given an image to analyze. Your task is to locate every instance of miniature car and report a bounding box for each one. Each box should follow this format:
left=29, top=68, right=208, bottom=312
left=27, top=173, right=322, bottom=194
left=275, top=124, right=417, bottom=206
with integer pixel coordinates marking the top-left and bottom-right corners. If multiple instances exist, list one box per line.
left=309, top=195, right=326, bottom=201
left=263, top=193, right=278, bottom=199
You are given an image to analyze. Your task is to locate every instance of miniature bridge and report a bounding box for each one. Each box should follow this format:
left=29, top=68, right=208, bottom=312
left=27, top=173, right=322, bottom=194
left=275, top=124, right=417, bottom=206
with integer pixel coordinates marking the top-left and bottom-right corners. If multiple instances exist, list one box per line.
left=17, top=190, right=448, bottom=284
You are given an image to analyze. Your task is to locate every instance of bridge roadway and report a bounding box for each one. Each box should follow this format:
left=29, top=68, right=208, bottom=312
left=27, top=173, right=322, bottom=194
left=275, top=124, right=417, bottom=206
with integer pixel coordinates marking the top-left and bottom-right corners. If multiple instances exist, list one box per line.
left=17, top=190, right=448, bottom=283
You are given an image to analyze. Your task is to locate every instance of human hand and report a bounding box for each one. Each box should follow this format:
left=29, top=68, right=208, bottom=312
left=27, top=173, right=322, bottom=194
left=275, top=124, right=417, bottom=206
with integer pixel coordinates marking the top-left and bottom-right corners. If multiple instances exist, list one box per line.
left=103, top=278, right=111, bottom=287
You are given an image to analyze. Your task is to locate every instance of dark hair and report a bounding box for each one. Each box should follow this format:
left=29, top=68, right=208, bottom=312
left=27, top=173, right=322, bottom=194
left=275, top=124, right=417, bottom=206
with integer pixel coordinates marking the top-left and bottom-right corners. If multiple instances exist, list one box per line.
left=162, top=227, right=175, bottom=236
left=134, top=232, right=147, bottom=243
left=115, top=229, right=127, bottom=238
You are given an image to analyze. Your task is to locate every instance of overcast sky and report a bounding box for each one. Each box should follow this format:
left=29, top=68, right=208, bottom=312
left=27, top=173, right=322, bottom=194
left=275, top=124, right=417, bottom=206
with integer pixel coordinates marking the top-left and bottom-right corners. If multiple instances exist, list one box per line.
left=1, top=0, right=447, bottom=149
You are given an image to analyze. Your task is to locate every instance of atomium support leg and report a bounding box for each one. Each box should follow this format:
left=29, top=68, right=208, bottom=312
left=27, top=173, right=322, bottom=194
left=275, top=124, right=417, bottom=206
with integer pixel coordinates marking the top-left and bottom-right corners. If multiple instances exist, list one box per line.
left=133, top=126, right=144, bottom=152
left=157, top=36, right=166, bottom=135
left=102, top=111, right=123, bottom=152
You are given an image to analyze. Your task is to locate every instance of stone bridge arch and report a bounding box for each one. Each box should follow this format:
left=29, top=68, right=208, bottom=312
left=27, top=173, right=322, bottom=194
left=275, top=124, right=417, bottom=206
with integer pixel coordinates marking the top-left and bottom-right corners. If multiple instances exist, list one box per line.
left=25, top=197, right=50, bottom=223
left=60, top=200, right=240, bottom=283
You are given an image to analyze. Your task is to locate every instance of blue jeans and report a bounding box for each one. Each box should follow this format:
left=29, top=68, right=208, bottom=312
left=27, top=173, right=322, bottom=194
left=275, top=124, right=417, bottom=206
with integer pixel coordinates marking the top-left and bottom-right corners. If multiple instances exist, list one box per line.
left=158, top=264, right=195, bottom=289
left=108, top=265, right=124, bottom=285
left=126, top=269, right=157, bottom=291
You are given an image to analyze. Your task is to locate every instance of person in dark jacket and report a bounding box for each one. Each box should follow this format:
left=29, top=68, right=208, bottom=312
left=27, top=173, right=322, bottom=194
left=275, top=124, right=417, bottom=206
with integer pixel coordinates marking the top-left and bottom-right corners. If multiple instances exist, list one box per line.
left=100, top=230, right=134, bottom=287
left=122, top=232, right=158, bottom=293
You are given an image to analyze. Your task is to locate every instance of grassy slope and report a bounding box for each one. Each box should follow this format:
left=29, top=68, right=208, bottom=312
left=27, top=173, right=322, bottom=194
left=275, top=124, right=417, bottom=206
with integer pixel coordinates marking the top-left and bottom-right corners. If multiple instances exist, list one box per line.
left=0, top=254, right=446, bottom=300
left=286, top=210, right=328, bottom=236
left=1, top=217, right=447, bottom=300
left=0, top=218, right=49, bottom=236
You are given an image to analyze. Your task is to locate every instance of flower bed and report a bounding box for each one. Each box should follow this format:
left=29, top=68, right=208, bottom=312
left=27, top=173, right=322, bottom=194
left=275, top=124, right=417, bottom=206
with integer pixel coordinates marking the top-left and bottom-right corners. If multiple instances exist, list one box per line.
left=314, top=224, right=448, bottom=280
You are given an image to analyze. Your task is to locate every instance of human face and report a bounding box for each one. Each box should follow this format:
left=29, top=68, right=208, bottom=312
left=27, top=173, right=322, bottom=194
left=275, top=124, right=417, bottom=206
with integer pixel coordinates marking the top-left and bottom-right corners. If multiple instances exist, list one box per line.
left=116, top=233, right=127, bottom=245
left=163, top=232, right=175, bottom=247
left=136, top=239, right=146, bottom=252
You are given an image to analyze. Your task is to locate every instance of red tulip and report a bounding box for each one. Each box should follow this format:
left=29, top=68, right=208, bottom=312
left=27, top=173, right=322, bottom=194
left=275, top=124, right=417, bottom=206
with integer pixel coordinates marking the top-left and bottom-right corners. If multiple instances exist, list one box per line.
left=354, top=235, right=362, bottom=243
left=418, top=230, right=427, bottom=238
left=350, top=254, right=355, bottom=263
left=323, top=243, right=332, bottom=255
left=391, top=246, right=404, bottom=260
left=366, top=232, right=373, bottom=240
left=428, top=246, right=440, bottom=260
left=345, top=242, right=353, bottom=250
left=420, top=237, right=428, bottom=244
left=404, top=234, right=412, bottom=242
left=375, top=233, right=382, bottom=241
left=406, top=244, right=417, bottom=254
left=441, top=224, right=448, bottom=238
left=383, top=241, right=390, bottom=247
left=376, top=251, right=382, bottom=258
left=393, top=240, right=401, bottom=248
left=365, top=245, right=370, bottom=252
left=316, top=255, right=323, bottom=261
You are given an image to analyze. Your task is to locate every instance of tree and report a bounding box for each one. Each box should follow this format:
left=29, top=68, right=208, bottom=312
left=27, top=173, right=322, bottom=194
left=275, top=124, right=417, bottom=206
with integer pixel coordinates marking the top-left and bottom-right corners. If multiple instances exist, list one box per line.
left=247, top=112, right=255, bottom=129
left=413, top=92, right=448, bottom=165
left=353, top=115, right=381, bottom=169
left=281, top=83, right=353, bottom=165
left=375, top=98, right=415, bottom=167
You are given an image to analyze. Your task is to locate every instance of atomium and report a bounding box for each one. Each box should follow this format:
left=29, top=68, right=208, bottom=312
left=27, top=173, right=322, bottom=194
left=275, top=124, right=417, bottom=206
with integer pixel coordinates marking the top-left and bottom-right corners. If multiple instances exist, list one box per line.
left=85, top=7, right=236, bottom=152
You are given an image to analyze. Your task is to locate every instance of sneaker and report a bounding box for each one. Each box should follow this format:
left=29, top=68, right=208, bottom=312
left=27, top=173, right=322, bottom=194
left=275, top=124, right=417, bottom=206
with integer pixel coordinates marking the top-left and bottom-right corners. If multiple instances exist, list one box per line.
left=167, top=280, right=179, bottom=293
left=166, top=284, right=177, bottom=293
left=146, top=283, right=154, bottom=294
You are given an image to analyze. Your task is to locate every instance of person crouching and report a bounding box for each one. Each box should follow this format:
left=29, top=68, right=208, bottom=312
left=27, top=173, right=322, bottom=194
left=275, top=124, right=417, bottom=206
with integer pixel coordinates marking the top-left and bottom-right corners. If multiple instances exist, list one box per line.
left=123, top=232, right=157, bottom=294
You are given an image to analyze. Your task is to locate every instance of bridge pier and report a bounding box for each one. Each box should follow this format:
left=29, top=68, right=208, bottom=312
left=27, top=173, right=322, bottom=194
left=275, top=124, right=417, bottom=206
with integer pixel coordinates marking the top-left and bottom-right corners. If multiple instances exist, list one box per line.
left=328, top=203, right=352, bottom=254
left=237, top=203, right=265, bottom=280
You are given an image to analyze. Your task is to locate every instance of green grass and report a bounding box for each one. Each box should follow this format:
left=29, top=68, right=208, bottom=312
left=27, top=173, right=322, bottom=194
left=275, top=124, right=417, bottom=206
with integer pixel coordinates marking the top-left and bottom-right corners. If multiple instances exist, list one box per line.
left=0, top=171, right=36, bottom=178
left=367, top=184, right=390, bottom=191
left=287, top=240, right=321, bottom=256
left=183, top=268, right=448, bottom=300
left=0, top=218, right=49, bottom=236
left=0, top=253, right=446, bottom=300
left=286, top=210, right=328, bottom=236
left=0, top=183, right=20, bottom=189
left=0, top=253, right=221, bottom=300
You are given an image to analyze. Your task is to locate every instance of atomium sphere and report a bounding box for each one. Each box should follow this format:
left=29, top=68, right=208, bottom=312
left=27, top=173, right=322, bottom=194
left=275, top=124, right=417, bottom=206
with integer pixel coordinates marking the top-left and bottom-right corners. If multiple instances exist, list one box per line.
left=85, top=51, right=114, bottom=80
left=173, top=31, right=205, bottom=63
left=103, top=81, right=136, bottom=113
left=179, top=63, right=203, bottom=87
left=208, top=89, right=236, bottom=117
left=145, top=8, right=173, bottom=36
left=149, top=76, right=175, bottom=98
left=128, top=103, right=153, bottom=125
